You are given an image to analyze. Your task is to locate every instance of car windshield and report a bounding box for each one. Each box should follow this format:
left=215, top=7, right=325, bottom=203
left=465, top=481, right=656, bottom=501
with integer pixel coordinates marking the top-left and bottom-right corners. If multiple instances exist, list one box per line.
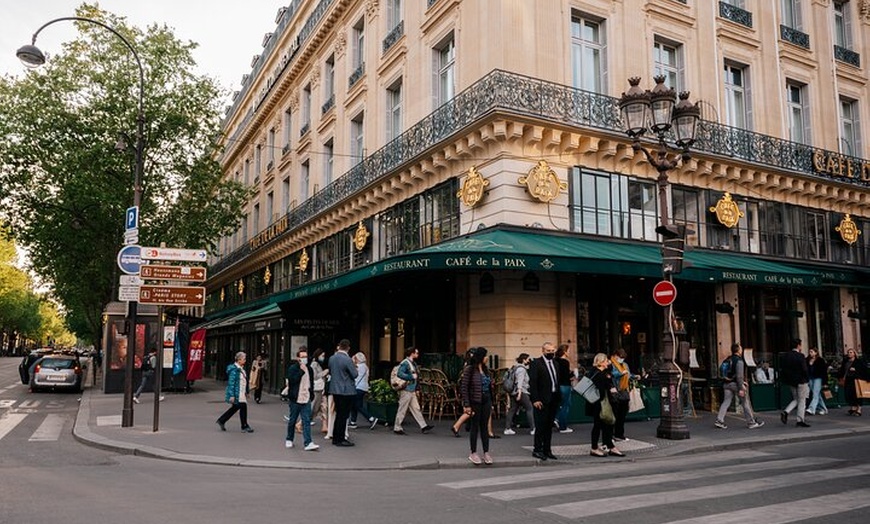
left=39, top=358, right=76, bottom=369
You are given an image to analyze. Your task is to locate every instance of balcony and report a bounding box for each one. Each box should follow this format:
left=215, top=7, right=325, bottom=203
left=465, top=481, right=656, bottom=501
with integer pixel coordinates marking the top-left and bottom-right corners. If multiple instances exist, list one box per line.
left=718, top=1, right=752, bottom=29
left=348, top=63, right=365, bottom=89
left=383, top=21, right=404, bottom=54
left=210, top=69, right=870, bottom=276
left=427, top=0, right=438, bottom=8
left=780, top=25, right=810, bottom=49
left=266, top=160, right=274, bottom=171
left=322, top=94, right=335, bottom=115
left=834, top=45, right=860, bottom=68
left=282, top=143, right=291, bottom=155
left=300, top=122, right=310, bottom=137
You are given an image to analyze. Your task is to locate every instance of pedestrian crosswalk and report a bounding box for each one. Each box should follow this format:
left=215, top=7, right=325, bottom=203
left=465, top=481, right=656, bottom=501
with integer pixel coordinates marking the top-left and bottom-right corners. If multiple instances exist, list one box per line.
left=438, top=451, right=870, bottom=523
left=0, top=412, right=69, bottom=443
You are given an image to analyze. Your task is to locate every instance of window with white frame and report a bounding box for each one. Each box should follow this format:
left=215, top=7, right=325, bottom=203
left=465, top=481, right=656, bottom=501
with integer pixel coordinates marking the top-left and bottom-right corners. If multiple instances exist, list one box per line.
left=282, top=108, right=292, bottom=147
left=266, top=191, right=274, bottom=223
left=840, top=97, right=861, bottom=155
left=282, top=177, right=290, bottom=212
left=302, top=84, right=311, bottom=128
left=244, top=159, right=250, bottom=185
left=353, top=18, right=365, bottom=70
left=253, top=204, right=260, bottom=235
left=724, top=62, right=751, bottom=129
left=387, top=79, right=402, bottom=141
left=786, top=81, right=810, bottom=145
left=571, top=13, right=606, bottom=93
left=834, top=1, right=853, bottom=49
left=324, top=139, right=334, bottom=185
left=268, top=128, right=275, bottom=164
left=434, top=34, right=455, bottom=107
left=351, top=112, right=364, bottom=165
left=781, top=0, right=802, bottom=29
left=300, top=160, right=310, bottom=201
left=255, top=145, right=262, bottom=175
left=653, top=38, right=684, bottom=92
left=387, top=0, right=402, bottom=31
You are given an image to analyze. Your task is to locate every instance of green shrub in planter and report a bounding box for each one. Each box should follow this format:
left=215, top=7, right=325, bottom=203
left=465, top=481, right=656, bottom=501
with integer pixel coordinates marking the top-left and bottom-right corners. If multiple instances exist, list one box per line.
left=368, top=379, right=398, bottom=404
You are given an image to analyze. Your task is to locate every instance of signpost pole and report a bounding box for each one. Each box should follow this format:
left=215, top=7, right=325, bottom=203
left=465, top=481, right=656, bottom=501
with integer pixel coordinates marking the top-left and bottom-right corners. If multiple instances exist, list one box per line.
left=153, top=306, right=164, bottom=432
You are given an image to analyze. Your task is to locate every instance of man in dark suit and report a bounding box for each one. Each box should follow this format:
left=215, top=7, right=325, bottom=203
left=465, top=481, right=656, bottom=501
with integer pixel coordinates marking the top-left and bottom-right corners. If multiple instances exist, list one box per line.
left=529, top=341, right=562, bottom=460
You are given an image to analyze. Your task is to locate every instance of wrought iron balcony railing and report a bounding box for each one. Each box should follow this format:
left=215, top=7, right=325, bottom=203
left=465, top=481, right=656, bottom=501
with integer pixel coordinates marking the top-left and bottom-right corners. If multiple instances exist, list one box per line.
left=719, top=1, right=753, bottom=28
left=210, top=69, right=870, bottom=276
left=300, top=122, right=310, bottom=137
left=322, top=94, right=335, bottom=115
left=834, top=45, right=860, bottom=68
left=348, top=63, right=365, bottom=89
left=383, top=21, right=405, bottom=54
left=780, top=25, right=810, bottom=49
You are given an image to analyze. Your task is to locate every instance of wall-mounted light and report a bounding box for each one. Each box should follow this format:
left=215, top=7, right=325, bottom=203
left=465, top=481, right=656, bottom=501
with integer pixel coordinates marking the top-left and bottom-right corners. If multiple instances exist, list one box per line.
left=714, top=302, right=734, bottom=314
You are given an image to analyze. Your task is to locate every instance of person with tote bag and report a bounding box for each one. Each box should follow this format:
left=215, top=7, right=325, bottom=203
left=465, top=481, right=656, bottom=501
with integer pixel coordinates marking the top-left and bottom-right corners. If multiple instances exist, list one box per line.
left=586, top=353, right=624, bottom=457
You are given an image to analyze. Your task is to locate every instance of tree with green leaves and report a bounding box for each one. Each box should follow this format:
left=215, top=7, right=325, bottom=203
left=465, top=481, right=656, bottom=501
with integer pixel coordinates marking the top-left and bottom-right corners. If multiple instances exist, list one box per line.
left=0, top=4, right=249, bottom=346
left=0, top=227, right=44, bottom=352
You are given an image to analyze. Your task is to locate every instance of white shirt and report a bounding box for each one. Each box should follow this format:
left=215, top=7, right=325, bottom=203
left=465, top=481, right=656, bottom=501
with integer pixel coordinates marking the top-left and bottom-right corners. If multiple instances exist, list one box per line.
left=544, top=358, right=557, bottom=392
left=237, top=363, right=247, bottom=403
left=755, top=367, right=774, bottom=384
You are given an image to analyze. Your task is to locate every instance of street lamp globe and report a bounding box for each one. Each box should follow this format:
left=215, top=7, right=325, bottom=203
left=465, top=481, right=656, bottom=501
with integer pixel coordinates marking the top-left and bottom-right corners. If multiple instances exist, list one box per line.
left=648, top=75, right=676, bottom=135
left=672, top=91, right=701, bottom=149
left=16, top=44, right=47, bottom=68
left=619, top=77, right=650, bottom=138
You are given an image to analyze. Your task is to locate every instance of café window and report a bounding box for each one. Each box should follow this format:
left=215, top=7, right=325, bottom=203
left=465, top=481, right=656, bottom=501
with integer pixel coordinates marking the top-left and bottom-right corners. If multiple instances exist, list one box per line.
left=378, top=179, right=458, bottom=257
left=569, top=168, right=657, bottom=241
left=671, top=186, right=705, bottom=248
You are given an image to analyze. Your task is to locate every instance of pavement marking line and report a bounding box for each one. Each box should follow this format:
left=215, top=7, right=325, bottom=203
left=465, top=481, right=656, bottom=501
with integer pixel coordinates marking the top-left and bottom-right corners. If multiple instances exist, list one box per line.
left=18, top=400, right=41, bottom=409
left=96, top=415, right=122, bottom=427
left=438, top=450, right=772, bottom=490
left=664, top=488, right=870, bottom=524
left=0, top=400, right=17, bottom=409
left=539, top=462, right=870, bottom=519
left=0, top=413, right=28, bottom=440
left=29, top=414, right=66, bottom=442
left=482, top=457, right=838, bottom=501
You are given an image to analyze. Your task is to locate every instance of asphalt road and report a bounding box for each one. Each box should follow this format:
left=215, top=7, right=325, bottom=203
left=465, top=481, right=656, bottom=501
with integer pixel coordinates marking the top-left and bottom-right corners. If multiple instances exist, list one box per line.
left=2, top=357, right=869, bottom=524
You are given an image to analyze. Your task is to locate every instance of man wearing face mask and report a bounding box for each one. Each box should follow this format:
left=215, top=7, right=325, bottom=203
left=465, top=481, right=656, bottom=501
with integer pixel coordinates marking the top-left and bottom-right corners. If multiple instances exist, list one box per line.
left=284, top=349, right=320, bottom=451
left=529, top=342, right=562, bottom=460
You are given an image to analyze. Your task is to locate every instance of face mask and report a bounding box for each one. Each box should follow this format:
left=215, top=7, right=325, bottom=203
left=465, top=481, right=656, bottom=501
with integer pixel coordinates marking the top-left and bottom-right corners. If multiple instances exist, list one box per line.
left=543, top=353, right=555, bottom=360
left=617, top=358, right=625, bottom=364
left=300, top=357, right=308, bottom=365
left=318, top=356, right=324, bottom=363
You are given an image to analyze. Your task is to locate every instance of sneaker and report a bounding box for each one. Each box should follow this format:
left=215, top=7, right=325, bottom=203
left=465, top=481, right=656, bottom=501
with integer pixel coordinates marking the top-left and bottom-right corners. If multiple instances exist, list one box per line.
left=483, top=452, right=493, bottom=465
left=818, top=410, right=828, bottom=416
left=159, top=395, right=165, bottom=402
left=503, top=428, right=516, bottom=435
left=805, top=410, right=815, bottom=416
left=241, top=426, right=255, bottom=433
left=421, top=424, right=434, bottom=434
left=304, top=442, right=320, bottom=451
left=780, top=411, right=788, bottom=425
left=468, top=452, right=482, bottom=465
left=614, top=436, right=630, bottom=442
left=310, top=421, right=317, bottom=425
left=285, top=440, right=294, bottom=448
left=283, top=415, right=290, bottom=422
left=133, top=396, right=140, bottom=404
left=216, top=420, right=226, bottom=431
left=530, top=429, right=535, bottom=436
left=714, top=420, right=727, bottom=429
left=369, top=417, right=379, bottom=430
left=748, top=421, right=764, bottom=429
left=559, top=427, right=574, bottom=434
left=796, top=421, right=811, bottom=428
left=348, top=422, right=358, bottom=429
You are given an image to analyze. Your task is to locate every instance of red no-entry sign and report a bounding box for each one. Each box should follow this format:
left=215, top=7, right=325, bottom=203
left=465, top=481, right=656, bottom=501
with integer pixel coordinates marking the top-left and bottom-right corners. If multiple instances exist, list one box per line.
left=653, top=280, right=677, bottom=306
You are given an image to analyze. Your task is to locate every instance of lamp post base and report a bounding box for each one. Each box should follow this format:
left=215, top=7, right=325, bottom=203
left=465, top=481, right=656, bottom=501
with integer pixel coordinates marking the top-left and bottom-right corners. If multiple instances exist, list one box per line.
left=656, top=359, right=690, bottom=440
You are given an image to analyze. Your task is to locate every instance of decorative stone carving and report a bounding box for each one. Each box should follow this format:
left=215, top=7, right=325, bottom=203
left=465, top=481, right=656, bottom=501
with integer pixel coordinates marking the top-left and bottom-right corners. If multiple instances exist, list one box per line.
left=334, top=30, right=347, bottom=58
left=366, top=0, right=380, bottom=18
left=310, top=66, right=321, bottom=90
left=457, top=166, right=490, bottom=207
left=862, top=0, right=870, bottom=21
left=289, top=91, right=300, bottom=112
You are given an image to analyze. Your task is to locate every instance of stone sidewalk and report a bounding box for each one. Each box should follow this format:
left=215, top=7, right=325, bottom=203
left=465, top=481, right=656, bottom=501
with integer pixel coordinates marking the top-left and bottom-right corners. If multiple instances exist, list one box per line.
left=73, top=378, right=870, bottom=470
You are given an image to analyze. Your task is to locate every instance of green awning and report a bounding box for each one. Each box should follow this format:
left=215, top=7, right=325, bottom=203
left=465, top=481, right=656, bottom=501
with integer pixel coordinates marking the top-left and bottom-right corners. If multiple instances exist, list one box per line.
left=682, top=250, right=822, bottom=287
left=231, top=303, right=281, bottom=322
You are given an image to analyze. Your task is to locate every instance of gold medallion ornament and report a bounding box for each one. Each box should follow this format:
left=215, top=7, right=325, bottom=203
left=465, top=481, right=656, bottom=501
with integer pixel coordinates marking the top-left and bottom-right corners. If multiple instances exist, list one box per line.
left=457, top=166, right=490, bottom=207
left=237, top=280, right=245, bottom=296
left=709, top=192, right=744, bottom=228
left=297, top=248, right=310, bottom=272
left=836, top=214, right=862, bottom=245
left=263, top=266, right=271, bottom=285
left=220, top=288, right=225, bottom=302
left=518, top=160, right=567, bottom=203
left=353, top=221, right=370, bottom=251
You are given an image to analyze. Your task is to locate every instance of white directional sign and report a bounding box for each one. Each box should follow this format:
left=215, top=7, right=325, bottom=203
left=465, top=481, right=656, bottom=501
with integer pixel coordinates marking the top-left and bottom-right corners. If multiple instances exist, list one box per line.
left=123, top=229, right=139, bottom=245
left=118, top=285, right=141, bottom=302
left=119, top=275, right=143, bottom=286
left=140, top=247, right=208, bottom=262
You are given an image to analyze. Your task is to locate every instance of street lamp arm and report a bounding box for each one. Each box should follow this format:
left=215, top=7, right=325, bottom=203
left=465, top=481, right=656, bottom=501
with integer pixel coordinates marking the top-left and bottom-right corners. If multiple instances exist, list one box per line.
left=631, top=139, right=683, bottom=174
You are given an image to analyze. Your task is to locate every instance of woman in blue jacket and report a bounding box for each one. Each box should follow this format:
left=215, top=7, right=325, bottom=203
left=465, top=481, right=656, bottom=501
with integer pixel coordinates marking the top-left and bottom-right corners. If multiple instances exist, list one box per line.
left=216, top=352, right=254, bottom=432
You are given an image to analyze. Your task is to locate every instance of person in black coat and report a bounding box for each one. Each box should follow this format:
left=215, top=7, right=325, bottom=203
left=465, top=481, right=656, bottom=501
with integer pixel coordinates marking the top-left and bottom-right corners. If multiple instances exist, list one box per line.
left=528, top=342, right=561, bottom=461
left=839, top=348, right=867, bottom=416
left=586, top=353, right=624, bottom=457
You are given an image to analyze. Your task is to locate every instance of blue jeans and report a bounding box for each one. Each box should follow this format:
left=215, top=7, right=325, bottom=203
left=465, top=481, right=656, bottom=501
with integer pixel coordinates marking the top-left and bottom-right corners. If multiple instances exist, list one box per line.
left=556, top=385, right=573, bottom=429
left=808, top=377, right=828, bottom=414
left=286, top=401, right=312, bottom=445
left=349, top=389, right=373, bottom=423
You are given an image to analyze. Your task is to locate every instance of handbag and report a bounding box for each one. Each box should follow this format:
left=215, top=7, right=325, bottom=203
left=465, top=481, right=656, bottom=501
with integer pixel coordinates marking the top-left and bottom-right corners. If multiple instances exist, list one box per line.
left=600, top=395, right=616, bottom=425
left=856, top=379, right=870, bottom=399
left=628, top=387, right=645, bottom=413
left=280, top=386, right=289, bottom=397
left=573, top=374, right=600, bottom=404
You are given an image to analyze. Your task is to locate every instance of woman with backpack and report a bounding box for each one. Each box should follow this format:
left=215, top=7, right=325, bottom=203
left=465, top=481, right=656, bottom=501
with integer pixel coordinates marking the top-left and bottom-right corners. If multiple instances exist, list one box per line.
left=504, top=353, right=535, bottom=436
left=460, top=346, right=494, bottom=465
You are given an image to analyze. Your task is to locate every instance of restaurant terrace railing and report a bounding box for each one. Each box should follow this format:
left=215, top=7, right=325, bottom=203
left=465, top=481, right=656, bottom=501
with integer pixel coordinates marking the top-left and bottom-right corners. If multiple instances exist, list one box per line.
left=210, top=69, right=870, bottom=275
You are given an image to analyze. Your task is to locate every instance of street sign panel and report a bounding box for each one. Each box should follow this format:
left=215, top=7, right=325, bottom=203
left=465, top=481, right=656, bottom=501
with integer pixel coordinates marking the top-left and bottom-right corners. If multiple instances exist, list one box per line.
left=119, top=275, right=143, bottom=286
left=653, top=280, right=677, bottom=307
left=116, top=245, right=141, bottom=275
left=140, top=265, right=207, bottom=282
left=123, top=230, right=139, bottom=245
left=118, top=285, right=141, bottom=302
left=139, top=285, right=206, bottom=306
left=140, top=246, right=208, bottom=262
left=125, top=206, right=139, bottom=231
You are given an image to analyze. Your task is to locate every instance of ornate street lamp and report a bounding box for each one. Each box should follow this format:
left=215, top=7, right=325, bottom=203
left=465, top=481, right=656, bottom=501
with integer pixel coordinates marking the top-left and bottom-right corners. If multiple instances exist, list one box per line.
left=619, top=75, right=700, bottom=440
left=19, top=17, right=146, bottom=428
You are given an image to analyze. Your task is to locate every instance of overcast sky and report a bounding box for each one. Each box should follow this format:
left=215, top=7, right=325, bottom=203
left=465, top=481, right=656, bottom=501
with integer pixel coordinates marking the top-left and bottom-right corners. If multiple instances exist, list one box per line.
left=1, top=1, right=287, bottom=101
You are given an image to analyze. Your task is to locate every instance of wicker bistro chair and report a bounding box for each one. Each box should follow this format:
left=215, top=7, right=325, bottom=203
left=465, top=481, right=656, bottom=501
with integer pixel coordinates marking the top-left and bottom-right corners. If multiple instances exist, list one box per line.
left=491, top=368, right=510, bottom=419
left=429, top=368, right=450, bottom=386
left=430, top=382, right=461, bottom=420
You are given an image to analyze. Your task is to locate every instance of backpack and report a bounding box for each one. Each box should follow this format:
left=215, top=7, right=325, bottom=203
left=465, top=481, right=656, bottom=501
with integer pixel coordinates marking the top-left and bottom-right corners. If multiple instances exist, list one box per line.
left=142, top=354, right=154, bottom=372
left=390, top=361, right=408, bottom=391
left=720, top=355, right=737, bottom=381
left=501, top=365, right=517, bottom=394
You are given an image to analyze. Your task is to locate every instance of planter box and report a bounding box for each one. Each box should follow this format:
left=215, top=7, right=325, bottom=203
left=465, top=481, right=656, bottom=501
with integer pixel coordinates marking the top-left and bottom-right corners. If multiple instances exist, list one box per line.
left=365, top=400, right=398, bottom=425
left=750, top=383, right=777, bottom=411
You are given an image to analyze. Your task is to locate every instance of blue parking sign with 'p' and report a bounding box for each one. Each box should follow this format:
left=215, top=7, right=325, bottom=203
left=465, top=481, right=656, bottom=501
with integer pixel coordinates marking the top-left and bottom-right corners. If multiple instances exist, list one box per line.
left=126, top=206, right=139, bottom=231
